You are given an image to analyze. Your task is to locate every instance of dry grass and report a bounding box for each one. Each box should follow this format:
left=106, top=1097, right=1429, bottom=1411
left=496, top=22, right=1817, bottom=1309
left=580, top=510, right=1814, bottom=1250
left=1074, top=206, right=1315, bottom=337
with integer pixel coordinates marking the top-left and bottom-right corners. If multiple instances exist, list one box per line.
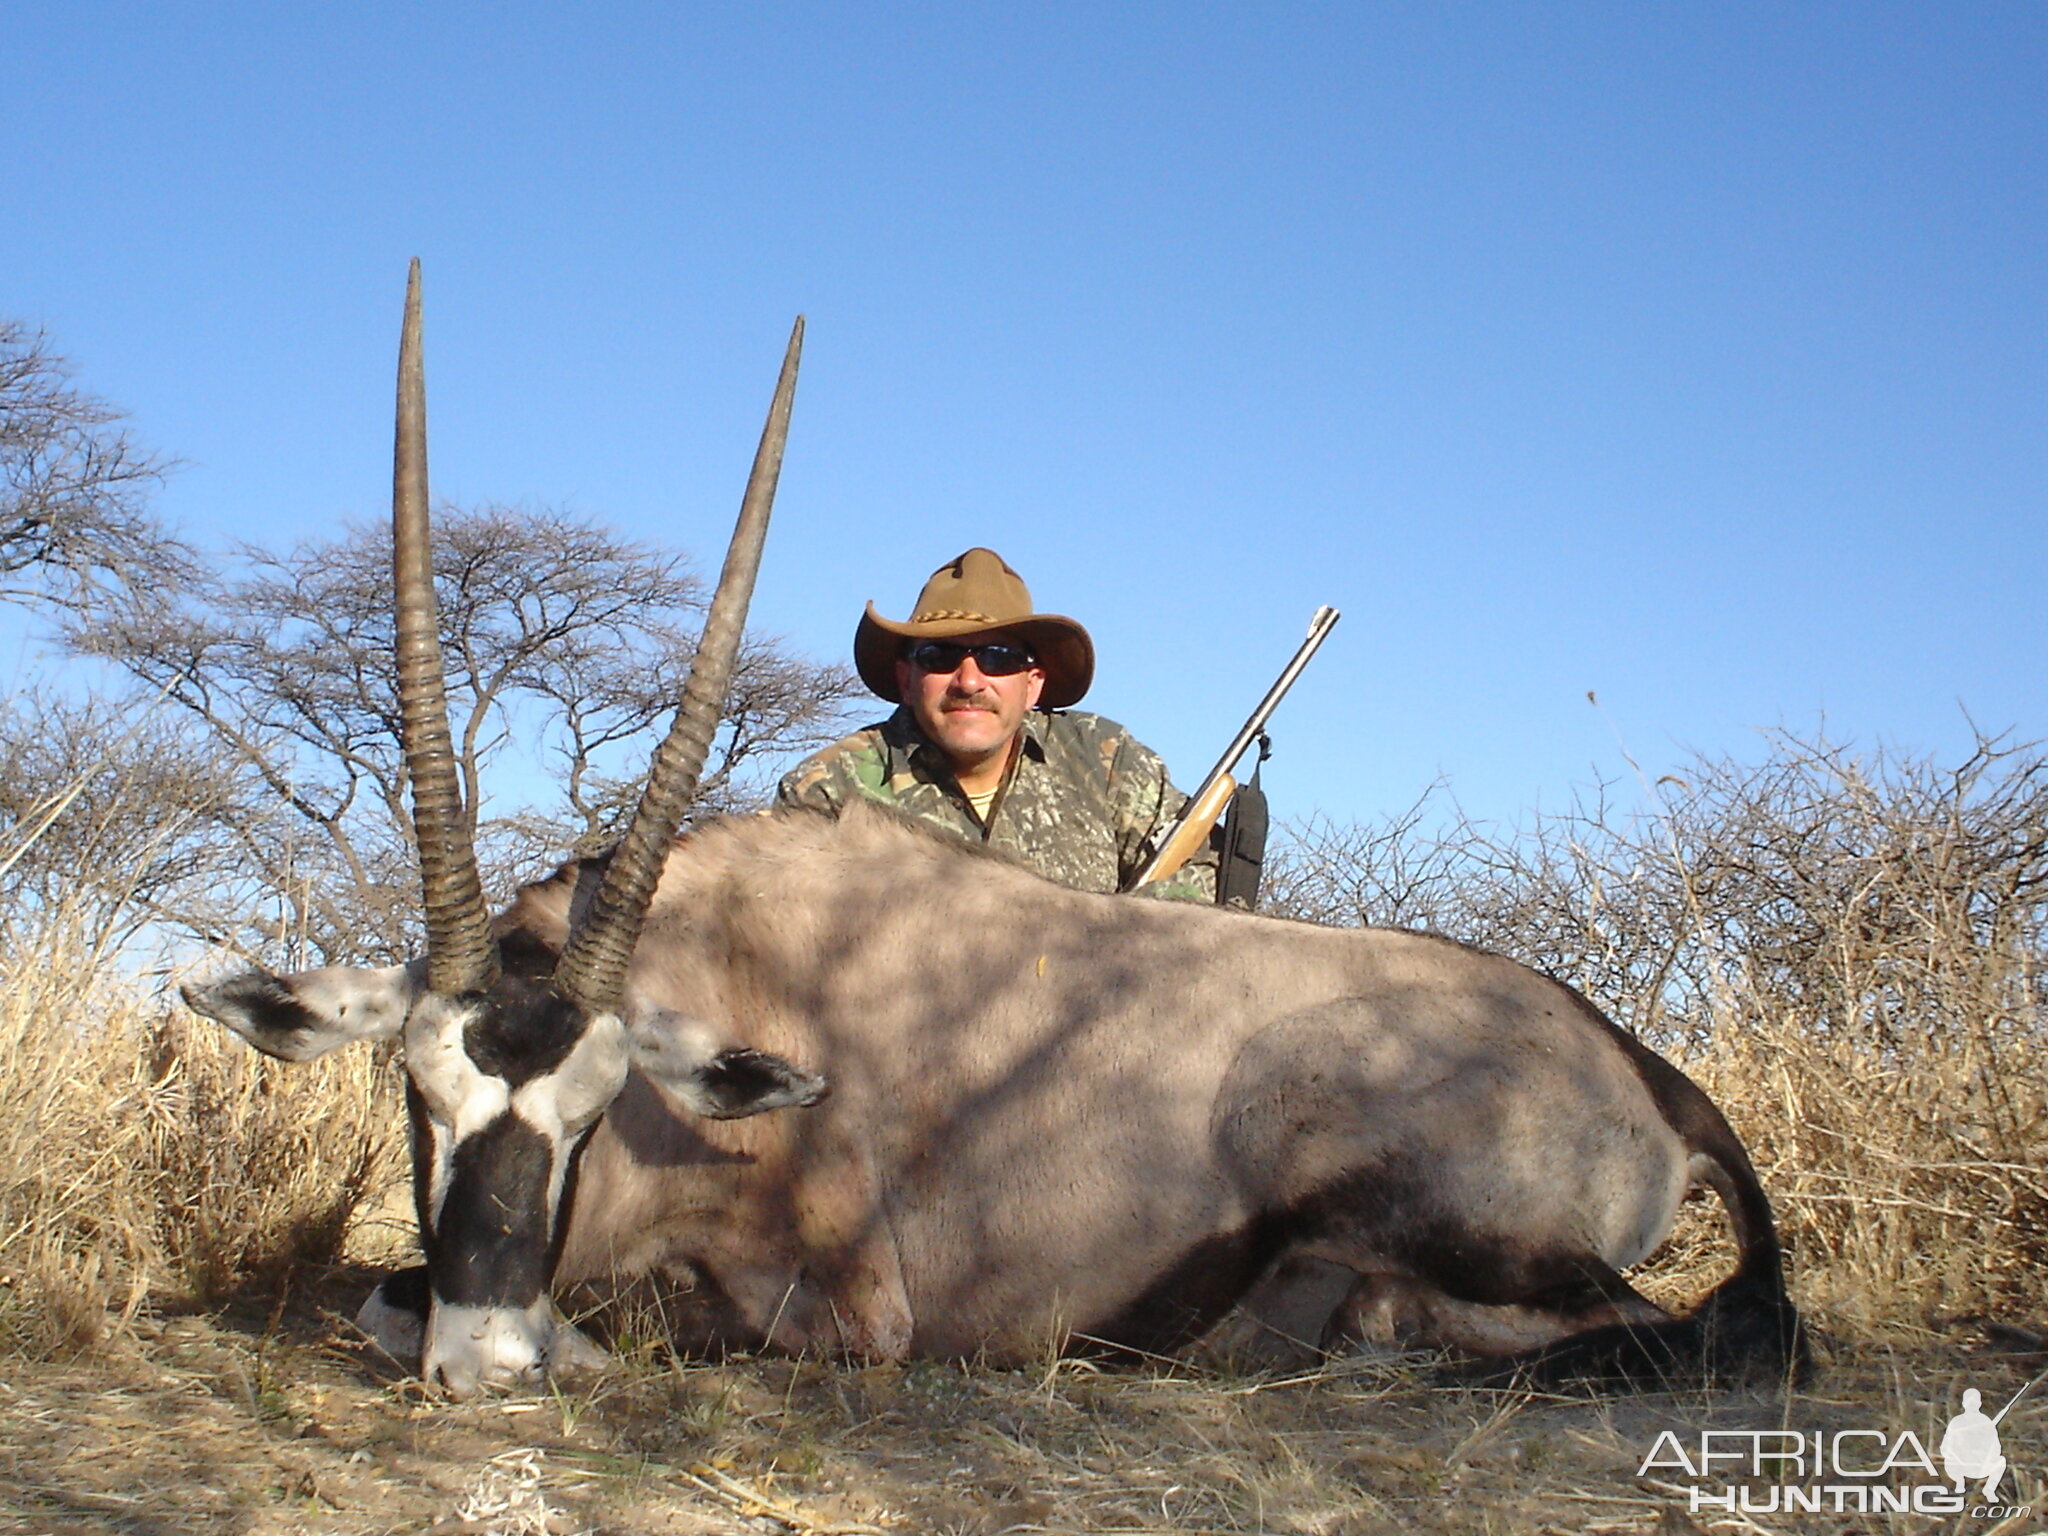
left=0, top=1316, right=2037, bottom=1533
left=0, top=919, right=407, bottom=1358
left=0, top=731, right=2042, bottom=1531
left=1671, top=1010, right=2044, bottom=1336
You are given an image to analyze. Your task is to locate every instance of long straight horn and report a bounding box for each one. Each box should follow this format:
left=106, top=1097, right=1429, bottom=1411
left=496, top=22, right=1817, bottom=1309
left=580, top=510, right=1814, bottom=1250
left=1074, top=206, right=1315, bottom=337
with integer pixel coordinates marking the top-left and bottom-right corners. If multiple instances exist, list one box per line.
left=553, top=316, right=803, bottom=1011
left=392, top=260, right=498, bottom=995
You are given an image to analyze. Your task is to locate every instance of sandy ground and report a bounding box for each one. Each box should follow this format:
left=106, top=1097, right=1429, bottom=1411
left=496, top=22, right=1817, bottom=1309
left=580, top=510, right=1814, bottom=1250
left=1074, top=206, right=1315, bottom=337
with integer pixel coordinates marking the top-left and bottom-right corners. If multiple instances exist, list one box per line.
left=0, top=1287, right=2040, bottom=1536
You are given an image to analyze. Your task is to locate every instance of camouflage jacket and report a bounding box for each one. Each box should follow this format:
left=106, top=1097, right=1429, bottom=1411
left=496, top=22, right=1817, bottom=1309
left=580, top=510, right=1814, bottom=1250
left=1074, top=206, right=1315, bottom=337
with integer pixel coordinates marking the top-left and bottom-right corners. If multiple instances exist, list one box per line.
left=776, top=706, right=1218, bottom=902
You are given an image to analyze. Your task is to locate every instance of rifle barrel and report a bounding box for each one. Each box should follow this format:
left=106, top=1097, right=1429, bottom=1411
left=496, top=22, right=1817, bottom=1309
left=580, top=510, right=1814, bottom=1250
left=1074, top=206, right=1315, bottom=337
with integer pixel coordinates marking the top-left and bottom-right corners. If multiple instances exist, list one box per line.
left=1991, top=1373, right=2040, bottom=1424
left=1126, top=605, right=1338, bottom=890
left=1189, top=604, right=1339, bottom=795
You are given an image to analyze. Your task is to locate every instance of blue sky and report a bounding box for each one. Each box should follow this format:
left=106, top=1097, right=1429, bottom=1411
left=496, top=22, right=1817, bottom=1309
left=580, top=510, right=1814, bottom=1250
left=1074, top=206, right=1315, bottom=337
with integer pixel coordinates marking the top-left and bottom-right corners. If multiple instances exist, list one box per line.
left=7, top=3, right=2042, bottom=833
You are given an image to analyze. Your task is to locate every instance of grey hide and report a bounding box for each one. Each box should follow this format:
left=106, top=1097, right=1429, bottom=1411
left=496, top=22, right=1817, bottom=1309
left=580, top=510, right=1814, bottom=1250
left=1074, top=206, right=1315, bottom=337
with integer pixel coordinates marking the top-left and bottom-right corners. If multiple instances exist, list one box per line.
left=495, top=798, right=1799, bottom=1376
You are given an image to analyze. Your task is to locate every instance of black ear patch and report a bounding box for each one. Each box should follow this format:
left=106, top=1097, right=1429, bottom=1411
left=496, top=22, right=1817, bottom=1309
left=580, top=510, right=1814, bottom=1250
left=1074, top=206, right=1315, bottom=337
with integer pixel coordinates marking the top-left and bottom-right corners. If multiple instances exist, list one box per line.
left=181, top=969, right=321, bottom=1058
left=688, top=1048, right=830, bottom=1119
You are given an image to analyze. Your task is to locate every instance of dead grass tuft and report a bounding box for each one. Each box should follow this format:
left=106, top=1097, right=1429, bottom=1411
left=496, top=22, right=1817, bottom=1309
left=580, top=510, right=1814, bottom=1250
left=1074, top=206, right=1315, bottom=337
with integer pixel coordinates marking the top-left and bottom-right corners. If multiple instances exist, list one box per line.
left=0, top=917, right=405, bottom=1356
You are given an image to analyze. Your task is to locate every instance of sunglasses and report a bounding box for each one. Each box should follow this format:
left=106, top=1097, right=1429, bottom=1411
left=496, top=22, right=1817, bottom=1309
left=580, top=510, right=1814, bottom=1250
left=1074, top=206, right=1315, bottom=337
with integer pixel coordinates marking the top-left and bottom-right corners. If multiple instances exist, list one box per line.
left=905, top=640, right=1039, bottom=677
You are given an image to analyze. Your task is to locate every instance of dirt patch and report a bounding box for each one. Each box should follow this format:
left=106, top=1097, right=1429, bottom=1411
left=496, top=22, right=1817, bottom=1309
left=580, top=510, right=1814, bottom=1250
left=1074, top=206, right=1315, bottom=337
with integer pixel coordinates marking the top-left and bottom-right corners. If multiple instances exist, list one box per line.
left=0, top=1292, right=2039, bottom=1536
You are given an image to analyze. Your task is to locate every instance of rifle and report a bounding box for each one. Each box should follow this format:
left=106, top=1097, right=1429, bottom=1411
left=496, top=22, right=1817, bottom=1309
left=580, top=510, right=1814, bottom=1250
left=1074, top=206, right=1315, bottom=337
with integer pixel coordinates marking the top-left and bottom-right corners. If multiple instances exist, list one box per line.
left=1126, top=605, right=1339, bottom=891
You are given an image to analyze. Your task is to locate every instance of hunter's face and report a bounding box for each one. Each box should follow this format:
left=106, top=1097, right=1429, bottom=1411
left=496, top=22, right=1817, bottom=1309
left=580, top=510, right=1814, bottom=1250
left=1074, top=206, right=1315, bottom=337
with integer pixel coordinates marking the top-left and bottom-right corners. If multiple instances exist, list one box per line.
left=896, top=631, right=1046, bottom=777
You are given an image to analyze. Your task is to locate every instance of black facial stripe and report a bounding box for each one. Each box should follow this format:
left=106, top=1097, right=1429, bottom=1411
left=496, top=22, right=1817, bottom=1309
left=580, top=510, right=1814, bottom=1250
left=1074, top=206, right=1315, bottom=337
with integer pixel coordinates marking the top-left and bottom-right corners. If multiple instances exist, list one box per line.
left=426, top=1112, right=558, bottom=1309
left=405, top=1079, right=437, bottom=1242
left=495, top=927, right=563, bottom=980
left=459, top=975, right=588, bottom=1087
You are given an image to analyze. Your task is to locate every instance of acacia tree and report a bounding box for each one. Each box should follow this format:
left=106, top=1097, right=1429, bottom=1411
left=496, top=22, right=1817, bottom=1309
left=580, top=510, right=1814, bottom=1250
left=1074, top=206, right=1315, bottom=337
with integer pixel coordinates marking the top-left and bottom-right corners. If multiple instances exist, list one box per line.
left=0, top=688, right=275, bottom=958
left=72, top=503, right=862, bottom=965
left=0, top=320, right=191, bottom=610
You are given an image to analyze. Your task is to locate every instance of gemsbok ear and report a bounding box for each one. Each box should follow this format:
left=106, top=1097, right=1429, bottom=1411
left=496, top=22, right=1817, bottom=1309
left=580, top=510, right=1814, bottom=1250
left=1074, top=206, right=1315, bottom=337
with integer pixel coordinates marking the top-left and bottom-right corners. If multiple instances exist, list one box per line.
left=625, top=1009, right=829, bottom=1119
left=181, top=962, right=424, bottom=1063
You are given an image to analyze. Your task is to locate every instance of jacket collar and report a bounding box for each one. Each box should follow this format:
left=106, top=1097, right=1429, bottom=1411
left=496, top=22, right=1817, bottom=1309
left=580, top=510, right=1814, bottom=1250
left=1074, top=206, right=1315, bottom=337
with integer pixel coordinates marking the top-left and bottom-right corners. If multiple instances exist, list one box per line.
left=885, top=704, right=1051, bottom=774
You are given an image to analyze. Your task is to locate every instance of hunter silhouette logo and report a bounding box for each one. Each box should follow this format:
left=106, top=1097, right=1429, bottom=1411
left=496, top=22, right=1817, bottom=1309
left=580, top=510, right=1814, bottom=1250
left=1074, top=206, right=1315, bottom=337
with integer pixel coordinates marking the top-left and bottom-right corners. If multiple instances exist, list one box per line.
left=1639, top=1377, right=2036, bottom=1519
left=1942, top=1381, right=2033, bottom=1504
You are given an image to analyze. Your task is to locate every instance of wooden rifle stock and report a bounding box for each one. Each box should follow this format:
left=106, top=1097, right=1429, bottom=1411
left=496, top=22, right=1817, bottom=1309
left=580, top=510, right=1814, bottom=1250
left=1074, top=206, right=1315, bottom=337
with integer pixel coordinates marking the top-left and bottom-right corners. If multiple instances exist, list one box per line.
left=1134, top=773, right=1235, bottom=888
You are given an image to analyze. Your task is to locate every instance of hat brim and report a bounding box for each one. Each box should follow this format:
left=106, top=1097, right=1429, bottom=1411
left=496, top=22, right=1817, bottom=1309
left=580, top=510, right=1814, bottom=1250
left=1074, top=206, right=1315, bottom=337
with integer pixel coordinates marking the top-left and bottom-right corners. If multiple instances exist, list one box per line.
left=854, top=603, right=1094, bottom=707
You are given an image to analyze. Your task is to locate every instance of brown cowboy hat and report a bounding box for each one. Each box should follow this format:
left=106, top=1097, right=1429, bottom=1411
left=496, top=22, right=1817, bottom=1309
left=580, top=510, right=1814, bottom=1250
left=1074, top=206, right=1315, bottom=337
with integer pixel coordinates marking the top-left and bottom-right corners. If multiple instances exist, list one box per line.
left=854, top=547, right=1095, bottom=707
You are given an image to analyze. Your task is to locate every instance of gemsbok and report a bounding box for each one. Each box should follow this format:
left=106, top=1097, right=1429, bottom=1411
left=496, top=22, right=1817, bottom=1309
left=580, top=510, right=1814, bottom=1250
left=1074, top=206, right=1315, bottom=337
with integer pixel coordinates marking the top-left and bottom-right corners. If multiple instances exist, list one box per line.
left=186, top=266, right=1807, bottom=1398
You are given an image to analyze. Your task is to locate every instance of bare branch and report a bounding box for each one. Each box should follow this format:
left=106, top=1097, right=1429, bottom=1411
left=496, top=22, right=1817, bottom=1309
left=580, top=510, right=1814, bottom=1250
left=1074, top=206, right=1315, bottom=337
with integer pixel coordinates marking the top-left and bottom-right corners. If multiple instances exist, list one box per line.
left=0, top=320, right=192, bottom=611
left=65, top=502, right=862, bottom=963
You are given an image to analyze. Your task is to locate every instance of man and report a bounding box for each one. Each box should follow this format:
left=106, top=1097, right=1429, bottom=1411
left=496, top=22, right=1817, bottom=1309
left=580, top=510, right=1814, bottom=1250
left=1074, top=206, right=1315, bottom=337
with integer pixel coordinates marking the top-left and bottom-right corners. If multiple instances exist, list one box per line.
left=777, top=547, right=1217, bottom=901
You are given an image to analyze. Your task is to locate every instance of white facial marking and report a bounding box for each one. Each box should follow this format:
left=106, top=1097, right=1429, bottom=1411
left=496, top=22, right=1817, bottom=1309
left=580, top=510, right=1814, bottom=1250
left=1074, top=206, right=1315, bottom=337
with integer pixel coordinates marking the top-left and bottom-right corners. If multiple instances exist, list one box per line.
left=511, top=1008, right=629, bottom=1140
left=403, top=993, right=512, bottom=1229
left=422, top=1297, right=554, bottom=1399
left=419, top=1297, right=610, bottom=1399
left=508, top=1010, right=629, bottom=1241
